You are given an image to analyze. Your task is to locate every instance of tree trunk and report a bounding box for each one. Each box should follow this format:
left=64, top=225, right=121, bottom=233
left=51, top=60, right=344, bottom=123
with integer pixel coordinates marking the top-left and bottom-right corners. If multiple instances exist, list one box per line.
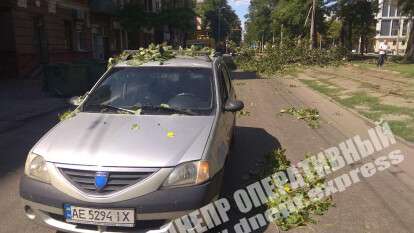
left=360, top=35, right=366, bottom=55
left=340, top=23, right=346, bottom=46
left=405, top=22, right=414, bottom=61
left=347, top=20, right=353, bottom=51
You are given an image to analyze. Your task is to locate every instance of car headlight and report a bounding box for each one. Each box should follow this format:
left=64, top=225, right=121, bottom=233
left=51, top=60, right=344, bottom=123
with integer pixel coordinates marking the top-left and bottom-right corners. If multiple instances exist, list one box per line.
left=163, top=161, right=210, bottom=187
left=24, top=153, right=50, bottom=183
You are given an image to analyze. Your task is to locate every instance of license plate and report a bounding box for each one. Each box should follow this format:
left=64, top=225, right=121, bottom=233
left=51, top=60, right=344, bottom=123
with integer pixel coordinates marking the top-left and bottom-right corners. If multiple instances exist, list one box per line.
left=64, top=204, right=135, bottom=227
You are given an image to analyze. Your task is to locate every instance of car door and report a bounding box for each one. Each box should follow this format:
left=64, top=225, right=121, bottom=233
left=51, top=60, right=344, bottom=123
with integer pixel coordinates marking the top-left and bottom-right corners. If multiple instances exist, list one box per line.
left=208, top=62, right=237, bottom=175
left=221, top=62, right=237, bottom=135
left=219, top=63, right=235, bottom=151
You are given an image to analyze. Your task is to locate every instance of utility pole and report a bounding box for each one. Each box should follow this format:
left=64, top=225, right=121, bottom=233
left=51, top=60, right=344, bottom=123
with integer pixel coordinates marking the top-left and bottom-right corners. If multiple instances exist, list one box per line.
left=310, top=0, right=316, bottom=49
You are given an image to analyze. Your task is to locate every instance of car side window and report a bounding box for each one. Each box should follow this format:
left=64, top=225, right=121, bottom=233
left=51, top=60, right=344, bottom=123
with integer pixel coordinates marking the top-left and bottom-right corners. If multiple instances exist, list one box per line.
left=218, top=66, right=229, bottom=104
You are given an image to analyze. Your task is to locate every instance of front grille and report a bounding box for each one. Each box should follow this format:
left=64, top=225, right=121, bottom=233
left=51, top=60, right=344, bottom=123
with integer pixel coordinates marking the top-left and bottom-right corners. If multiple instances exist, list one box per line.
left=59, top=168, right=154, bottom=195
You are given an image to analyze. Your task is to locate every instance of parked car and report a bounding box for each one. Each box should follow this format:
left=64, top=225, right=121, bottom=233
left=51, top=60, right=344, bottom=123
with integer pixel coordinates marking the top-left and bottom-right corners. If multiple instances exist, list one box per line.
left=20, top=55, right=244, bottom=232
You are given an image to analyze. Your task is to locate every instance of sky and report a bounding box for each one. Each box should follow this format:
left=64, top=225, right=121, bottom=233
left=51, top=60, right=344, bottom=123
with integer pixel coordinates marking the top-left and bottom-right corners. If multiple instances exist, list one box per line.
left=228, top=0, right=250, bottom=32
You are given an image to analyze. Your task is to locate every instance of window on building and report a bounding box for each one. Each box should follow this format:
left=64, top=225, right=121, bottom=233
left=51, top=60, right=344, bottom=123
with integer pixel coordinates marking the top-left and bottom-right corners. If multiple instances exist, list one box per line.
left=64, top=21, right=73, bottom=50
left=118, top=0, right=125, bottom=9
left=155, top=0, right=161, bottom=10
left=75, top=31, right=87, bottom=51
left=380, top=20, right=391, bottom=36
left=74, top=21, right=87, bottom=51
left=402, top=40, right=406, bottom=45
left=402, top=20, right=408, bottom=36
left=389, top=2, right=397, bottom=17
left=382, top=0, right=390, bottom=17
left=145, top=0, right=153, bottom=11
left=17, top=0, right=27, bottom=8
left=391, top=19, right=400, bottom=36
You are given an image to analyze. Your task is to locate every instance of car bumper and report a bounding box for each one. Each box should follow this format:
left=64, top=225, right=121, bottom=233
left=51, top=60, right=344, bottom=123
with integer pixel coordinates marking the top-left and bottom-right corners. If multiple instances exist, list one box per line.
left=20, top=171, right=223, bottom=233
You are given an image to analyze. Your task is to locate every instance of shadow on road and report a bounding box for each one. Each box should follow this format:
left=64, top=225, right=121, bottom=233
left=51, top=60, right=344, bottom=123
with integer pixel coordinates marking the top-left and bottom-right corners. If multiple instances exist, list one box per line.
left=0, top=111, right=61, bottom=178
left=213, top=126, right=282, bottom=233
left=232, top=71, right=259, bottom=80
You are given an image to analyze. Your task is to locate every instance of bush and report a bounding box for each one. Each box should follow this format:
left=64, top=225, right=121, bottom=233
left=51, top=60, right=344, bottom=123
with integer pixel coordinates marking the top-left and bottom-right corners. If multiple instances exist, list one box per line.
left=235, top=41, right=347, bottom=75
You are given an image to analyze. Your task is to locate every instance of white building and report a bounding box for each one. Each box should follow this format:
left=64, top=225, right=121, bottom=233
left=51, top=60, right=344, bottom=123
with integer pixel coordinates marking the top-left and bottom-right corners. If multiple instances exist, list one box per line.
left=375, top=0, right=412, bottom=55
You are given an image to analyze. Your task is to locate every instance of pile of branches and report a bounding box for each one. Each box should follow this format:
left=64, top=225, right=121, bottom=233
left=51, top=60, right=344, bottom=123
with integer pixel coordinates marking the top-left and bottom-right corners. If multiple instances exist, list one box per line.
left=235, top=41, right=348, bottom=75
left=107, top=44, right=215, bottom=69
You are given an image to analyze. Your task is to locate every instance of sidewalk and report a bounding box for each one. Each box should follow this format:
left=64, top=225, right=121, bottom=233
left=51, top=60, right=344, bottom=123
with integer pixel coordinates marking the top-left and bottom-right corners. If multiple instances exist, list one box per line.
left=230, top=71, right=414, bottom=233
left=0, top=79, right=68, bottom=133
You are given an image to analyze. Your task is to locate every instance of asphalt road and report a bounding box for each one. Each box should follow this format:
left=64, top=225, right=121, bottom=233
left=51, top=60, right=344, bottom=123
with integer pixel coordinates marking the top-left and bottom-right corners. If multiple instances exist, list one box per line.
left=1, top=71, right=414, bottom=233
left=0, top=111, right=60, bottom=233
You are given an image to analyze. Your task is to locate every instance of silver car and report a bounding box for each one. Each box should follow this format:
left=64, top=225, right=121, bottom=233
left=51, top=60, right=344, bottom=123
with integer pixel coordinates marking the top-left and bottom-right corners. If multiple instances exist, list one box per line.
left=20, top=55, right=244, bottom=232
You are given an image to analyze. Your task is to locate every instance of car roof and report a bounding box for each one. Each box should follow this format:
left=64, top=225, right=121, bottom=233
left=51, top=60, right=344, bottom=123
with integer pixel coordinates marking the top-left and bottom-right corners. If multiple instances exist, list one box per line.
left=115, top=56, right=215, bottom=69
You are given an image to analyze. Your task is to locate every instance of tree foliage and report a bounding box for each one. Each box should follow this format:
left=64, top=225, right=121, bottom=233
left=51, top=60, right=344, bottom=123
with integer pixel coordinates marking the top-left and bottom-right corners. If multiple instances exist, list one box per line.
left=272, top=0, right=326, bottom=39
left=326, top=20, right=342, bottom=46
left=118, top=4, right=196, bottom=33
left=244, top=0, right=276, bottom=44
left=331, top=0, right=378, bottom=53
left=244, top=0, right=379, bottom=53
left=198, top=0, right=242, bottom=46
left=245, top=0, right=325, bottom=46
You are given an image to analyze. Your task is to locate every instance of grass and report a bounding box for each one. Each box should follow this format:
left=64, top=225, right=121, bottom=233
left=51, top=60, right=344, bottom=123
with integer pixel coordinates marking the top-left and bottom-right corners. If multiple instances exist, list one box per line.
left=299, top=79, right=342, bottom=97
left=353, top=60, right=414, bottom=78
left=338, top=91, right=379, bottom=108
left=389, top=121, right=414, bottom=142
left=299, top=78, right=414, bottom=142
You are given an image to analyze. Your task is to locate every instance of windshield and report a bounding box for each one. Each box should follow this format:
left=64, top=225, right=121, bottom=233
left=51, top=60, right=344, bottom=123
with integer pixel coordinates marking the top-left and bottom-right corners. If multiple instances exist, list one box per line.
left=82, top=67, right=214, bottom=115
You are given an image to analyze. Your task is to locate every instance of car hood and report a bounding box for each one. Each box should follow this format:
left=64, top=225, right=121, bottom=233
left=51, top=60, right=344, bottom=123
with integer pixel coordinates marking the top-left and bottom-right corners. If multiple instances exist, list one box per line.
left=33, top=113, right=215, bottom=167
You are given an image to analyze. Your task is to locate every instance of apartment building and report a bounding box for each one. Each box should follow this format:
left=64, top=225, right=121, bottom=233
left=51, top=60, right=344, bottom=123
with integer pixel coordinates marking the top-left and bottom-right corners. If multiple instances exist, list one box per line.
left=375, top=0, right=412, bottom=55
left=0, top=0, right=197, bottom=79
left=0, top=0, right=133, bottom=79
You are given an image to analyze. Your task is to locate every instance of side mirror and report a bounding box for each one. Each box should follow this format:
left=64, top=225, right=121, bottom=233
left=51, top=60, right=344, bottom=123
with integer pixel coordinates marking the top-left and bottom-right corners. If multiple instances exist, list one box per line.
left=224, top=100, right=244, bottom=112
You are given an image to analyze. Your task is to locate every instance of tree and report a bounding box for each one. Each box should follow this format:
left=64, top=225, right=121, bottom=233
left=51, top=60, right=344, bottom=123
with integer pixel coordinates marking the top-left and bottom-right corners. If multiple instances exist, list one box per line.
left=228, top=17, right=242, bottom=45
left=271, top=0, right=325, bottom=43
left=333, top=0, right=378, bottom=52
left=398, top=0, right=414, bottom=60
left=326, top=19, right=342, bottom=46
left=199, top=0, right=241, bottom=48
left=117, top=1, right=196, bottom=47
left=244, top=0, right=326, bottom=48
left=244, top=0, right=277, bottom=46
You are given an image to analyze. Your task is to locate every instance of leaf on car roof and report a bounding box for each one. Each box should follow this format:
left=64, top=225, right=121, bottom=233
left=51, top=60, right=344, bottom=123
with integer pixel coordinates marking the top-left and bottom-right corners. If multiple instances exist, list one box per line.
left=131, top=124, right=140, bottom=130
left=167, top=131, right=175, bottom=138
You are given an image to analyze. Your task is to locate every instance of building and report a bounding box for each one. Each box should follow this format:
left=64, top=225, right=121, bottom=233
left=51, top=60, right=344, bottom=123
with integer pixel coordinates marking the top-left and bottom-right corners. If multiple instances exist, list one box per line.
left=0, top=0, right=197, bottom=79
left=89, top=0, right=131, bottom=61
left=0, top=0, right=148, bottom=79
left=0, top=0, right=94, bottom=79
left=375, top=0, right=412, bottom=55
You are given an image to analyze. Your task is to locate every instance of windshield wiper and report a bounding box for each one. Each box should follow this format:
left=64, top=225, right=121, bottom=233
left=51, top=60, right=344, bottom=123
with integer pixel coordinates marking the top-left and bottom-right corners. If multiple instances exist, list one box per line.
left=85, top=104, right=136, bottom=114
left=139, top=105, right=196, bottom=115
